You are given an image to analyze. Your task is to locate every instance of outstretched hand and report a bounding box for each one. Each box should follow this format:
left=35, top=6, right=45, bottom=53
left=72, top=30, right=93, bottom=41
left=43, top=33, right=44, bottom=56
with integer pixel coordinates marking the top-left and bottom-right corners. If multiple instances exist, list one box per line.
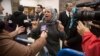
left=15, top=25, right=25, bottom=34
left=77, top=21, right=90, bottom=35
left=40, top=31, right=47, bottom=38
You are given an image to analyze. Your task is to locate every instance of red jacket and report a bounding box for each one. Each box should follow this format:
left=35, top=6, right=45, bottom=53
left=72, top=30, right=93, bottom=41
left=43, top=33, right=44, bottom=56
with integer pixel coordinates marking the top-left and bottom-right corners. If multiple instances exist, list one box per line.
left=82, top=32, right=100, bottom=56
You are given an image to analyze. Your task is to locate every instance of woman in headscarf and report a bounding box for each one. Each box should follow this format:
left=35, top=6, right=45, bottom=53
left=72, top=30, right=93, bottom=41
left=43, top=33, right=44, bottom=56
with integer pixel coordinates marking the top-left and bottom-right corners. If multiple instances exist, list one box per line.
left=31, top=7, right=67, bottom=56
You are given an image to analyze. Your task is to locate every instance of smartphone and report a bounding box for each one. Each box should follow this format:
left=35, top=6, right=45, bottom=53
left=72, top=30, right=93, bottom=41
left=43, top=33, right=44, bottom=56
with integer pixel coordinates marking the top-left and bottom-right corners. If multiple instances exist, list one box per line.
left=41, top=25, right=47, bottom=32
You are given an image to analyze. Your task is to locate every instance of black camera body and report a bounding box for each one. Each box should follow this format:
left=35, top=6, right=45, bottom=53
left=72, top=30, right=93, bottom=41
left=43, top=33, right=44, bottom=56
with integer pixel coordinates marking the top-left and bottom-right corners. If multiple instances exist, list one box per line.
left=67, top=1, right=100, bottom=37
left=73, top=1, right=100, bottom=21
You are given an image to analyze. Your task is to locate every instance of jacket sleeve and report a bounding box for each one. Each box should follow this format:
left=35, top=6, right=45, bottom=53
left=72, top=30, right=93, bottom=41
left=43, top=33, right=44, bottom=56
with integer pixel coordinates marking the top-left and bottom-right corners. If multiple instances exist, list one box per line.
left=59, top=31, right=67, bottom=41
left=27, top=36, right=46, bottom=56
left=31, top=28, right=41, bottom=39
left=82, top=32, right=100, bottom=55
left=59, top=12, right=64, bottom=26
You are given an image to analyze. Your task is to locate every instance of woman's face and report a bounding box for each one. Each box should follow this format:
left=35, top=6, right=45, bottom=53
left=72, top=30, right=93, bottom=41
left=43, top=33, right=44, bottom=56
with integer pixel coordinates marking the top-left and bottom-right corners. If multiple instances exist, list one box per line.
left=44, top=9, right=52, bottom=21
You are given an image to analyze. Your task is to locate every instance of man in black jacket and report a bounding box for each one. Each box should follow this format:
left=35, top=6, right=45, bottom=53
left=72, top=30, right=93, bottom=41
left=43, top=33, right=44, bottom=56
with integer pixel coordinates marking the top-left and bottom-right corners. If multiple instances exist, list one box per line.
left=59, top=2, right=73, bottom=48
left=9, top=5, right=28, bottom=34
left=59, top=2, right=82, bottom=51
left=8, top=5, right=30, bottom=45
left=59, top=3, right=73, bottom=37
left=35, top=4, right=44, bottom=20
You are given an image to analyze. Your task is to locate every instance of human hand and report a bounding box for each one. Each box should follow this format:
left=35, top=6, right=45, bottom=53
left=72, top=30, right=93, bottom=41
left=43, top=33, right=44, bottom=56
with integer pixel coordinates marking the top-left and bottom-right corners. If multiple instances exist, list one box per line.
left=15, top=25, right=25, bottom=34
left=57, top=20, right=64, bottom=32
left=64, top=40, right=68, bottom=46
left=40, top=31, right=47, bottom=38
left=77, top=21, right=90, bottom=35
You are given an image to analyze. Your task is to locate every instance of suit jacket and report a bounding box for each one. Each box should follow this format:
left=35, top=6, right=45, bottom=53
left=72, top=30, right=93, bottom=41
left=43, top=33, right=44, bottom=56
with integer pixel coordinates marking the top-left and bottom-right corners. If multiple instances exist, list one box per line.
left=39, top=13, right=44, bottom=20
left=59, top=11, right=82, bottom=51
left=59, top=11, right=70, bottom=37
left=35, top=12, right=44, bottom=20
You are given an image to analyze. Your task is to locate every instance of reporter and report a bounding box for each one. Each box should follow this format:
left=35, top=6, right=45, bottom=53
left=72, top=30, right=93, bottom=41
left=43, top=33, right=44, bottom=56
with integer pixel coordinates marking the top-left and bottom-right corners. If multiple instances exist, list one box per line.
left=0, top=0, right=47, bottom=56
left=77, top=21, right=100, bottom=56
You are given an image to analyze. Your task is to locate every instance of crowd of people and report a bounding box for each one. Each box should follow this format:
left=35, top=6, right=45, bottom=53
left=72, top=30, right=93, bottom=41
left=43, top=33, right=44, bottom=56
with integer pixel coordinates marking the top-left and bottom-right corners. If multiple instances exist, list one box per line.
left=0, top=0, right=47, bottom=56
left=0, top=0, right=100, bottom=56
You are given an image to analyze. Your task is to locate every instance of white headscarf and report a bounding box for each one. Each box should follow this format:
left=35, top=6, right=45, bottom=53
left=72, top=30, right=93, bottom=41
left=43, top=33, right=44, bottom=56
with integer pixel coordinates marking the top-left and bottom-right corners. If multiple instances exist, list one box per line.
left=42, top=7, right=58, bottom=22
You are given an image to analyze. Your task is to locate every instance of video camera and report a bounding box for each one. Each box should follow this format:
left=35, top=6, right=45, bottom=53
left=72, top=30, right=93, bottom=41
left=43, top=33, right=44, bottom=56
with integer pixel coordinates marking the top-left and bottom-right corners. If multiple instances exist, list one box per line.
left=72, top=1, right=100, bottom=21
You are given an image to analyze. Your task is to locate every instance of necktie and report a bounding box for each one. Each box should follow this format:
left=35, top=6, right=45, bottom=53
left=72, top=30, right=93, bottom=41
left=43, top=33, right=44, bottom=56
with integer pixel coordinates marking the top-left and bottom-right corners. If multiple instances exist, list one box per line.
left=68, top=12, right=71, bottom=19
left=69, top=12, right=74, bottom=29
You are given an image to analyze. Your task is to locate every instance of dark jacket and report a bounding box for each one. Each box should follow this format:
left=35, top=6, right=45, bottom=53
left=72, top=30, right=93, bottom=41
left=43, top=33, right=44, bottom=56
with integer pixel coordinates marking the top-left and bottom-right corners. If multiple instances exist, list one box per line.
left=9, top=11, right=27, bottom=33
left=59, top=11, right=82, bottom=51
left=59, top=11, right=70, bottom=35
left=31, top=20, right=67, bottom=56
left=9, top=11, right=30, bottom=45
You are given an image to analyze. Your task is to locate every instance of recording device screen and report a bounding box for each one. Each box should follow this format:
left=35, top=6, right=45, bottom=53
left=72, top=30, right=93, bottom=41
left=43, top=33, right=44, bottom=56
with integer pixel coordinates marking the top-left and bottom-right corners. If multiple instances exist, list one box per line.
left=41, top=25, right=47, bottom=32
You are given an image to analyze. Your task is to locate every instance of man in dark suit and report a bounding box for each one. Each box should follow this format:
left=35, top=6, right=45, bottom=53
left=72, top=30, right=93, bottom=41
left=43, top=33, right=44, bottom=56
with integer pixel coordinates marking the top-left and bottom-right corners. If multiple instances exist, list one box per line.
left=59, top=3, right=73, bottom=36
left=35, top=4, right=44, bottom=20
left=59, top=2, right=82, bottom=51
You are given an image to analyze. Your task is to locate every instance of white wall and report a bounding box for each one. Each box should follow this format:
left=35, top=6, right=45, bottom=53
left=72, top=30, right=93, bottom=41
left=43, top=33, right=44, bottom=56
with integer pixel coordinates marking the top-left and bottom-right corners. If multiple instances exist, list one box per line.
left=2, top=0, right=12, bottom=16
left=39, top=0, right=59, bottom=12
left=20, top=0, right=38, bottom=7
left=20, top=0, right=59, bottom=12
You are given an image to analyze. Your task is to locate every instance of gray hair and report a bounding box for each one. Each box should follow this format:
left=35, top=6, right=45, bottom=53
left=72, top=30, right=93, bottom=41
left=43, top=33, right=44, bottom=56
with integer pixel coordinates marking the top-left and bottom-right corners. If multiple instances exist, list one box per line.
left=42, top=7, right=58, bottom=22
